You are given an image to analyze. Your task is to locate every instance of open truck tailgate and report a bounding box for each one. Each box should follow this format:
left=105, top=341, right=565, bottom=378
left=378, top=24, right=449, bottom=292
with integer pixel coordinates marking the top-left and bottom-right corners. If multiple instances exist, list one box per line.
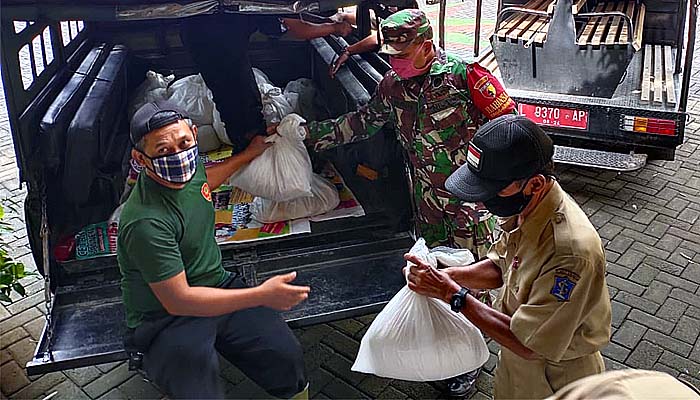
left=27, top=233, right=413, bottom=375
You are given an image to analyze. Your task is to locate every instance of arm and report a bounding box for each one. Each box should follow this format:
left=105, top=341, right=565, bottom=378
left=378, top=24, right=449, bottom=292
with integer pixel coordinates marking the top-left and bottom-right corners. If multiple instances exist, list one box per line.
left=150, top=271, right=310, bottom=317
left=462, top=62, right=517, bottom=121
left=444, top=258, right=504, bottom=290
left=450, top=290, right=538, bottom=360
left=281, top=18, right=352, bottom=40
left=349, top=34, right=380, bottom=54
left=330, top=35, right=380, bottom=78
left=404, top=256, right=537, bottom=360
left=205, top=135, right=271, bottom=191
left=307, top=79, right=393, bottom=152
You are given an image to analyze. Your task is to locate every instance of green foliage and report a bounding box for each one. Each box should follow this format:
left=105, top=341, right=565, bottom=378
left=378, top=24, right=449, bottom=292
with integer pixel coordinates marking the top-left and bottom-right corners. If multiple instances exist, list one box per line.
left=0, top=202, right=36, bottom=303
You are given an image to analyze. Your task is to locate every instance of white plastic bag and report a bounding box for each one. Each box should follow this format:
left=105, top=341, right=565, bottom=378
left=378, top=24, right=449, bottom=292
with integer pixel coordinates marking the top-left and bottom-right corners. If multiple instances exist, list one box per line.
left=230, top=113, right=313, bottom=201
left=259, top=83, right=295, bottom=125
left=128, top=70, right=174, bottom=118
left=352, top=238, right=489, bottom=382
left=251, top=174, right=340, bottom=223
left=252, top=67, right=272, bottom=86
left=166, top=74, right=231, bottom=145
left=196, top=124, right=222, bottom=153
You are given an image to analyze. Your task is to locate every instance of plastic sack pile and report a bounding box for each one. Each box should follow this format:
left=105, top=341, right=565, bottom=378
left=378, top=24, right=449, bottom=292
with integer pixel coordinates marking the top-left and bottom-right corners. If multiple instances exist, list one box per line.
left=351, top=238, right=490, bottom=381
left=251, top=174, right=340, bottom=223
left=128, top=70, right=174, bottom=118
left=128, top=71, right=229, bottom=152
left=252, top=68, right=328, bottom=123
left=166, top=74, right=229, bottom=151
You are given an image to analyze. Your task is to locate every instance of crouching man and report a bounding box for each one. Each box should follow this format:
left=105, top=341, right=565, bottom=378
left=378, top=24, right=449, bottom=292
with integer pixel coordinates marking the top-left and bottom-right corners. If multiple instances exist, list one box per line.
left=118, top=100, right=310, bottom=399
left=406, top=115, right=612, bottom=399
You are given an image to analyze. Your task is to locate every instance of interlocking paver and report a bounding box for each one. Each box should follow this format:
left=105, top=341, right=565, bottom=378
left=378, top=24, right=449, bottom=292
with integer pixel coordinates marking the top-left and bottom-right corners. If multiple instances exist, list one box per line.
left=601, top=342, right=630, bottom=363
left=626, top=341, right=664, bottom=370
left=612, top=320, right=647, bottom=349
left=0, top=327, right=28, bottom=349
left=615, top=291, right=661, bottom=315
left=0, top=307, right=41, bottom=335
left=0, top=361, right=30, bottom=395
left=627, top=309, right=675, bottom=334
left=657, top=297, right=688, bottom=324
left=377, top=386, right=408, bottom=399
left=643, top=280, right=673, bottom=305
left=7, top=337, right=36, bottom=367
left=320, top=330, right=360, bottom=361
left=48, top=380, right=91, bottom=400
left=606, top=275, right=645, bottom=296
left=322, top=351, right=365, bottom=386
left=644, top=330, right=693, bottom=358
left=671, top=316, right=700, bottom=345
left=11, top=371, right=66, bottom=400
left=117, top=375, right=161, bottom=400
left=610, top=301, right=631, bottom=328
left=65, top=366, right=103, bottom=387
left=83, top=363, right=136, bottom=399
left=322, top=378, right=369, bottom=399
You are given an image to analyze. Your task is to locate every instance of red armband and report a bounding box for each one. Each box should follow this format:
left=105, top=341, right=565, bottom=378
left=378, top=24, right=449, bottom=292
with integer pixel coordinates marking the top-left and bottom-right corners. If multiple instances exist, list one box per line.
left=466, top=63, right=516, bottom=120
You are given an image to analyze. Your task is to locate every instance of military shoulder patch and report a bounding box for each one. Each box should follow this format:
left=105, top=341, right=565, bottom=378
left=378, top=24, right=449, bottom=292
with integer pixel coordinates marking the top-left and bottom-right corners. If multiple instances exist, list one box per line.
left=550, top=275, right=576, bottom=302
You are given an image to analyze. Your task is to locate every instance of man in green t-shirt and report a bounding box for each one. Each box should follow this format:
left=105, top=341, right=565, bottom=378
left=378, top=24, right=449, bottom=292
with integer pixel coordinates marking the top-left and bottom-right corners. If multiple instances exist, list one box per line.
left=118, top=100, right=310, bottom=399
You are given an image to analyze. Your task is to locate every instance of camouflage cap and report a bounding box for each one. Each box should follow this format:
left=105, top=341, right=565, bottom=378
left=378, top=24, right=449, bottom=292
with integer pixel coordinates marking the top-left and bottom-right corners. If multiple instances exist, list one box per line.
left=379, top=9, right=433, bottom=55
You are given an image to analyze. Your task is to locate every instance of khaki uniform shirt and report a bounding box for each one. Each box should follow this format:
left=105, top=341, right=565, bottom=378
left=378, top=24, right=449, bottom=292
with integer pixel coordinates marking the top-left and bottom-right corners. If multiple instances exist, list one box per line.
left=546, top=369, right=700, bottom=400
left=487, top=181, right=612, bottom=399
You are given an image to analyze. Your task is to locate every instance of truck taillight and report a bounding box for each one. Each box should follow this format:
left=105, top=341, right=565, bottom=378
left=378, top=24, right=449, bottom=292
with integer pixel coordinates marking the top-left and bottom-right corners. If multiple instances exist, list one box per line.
left=622, top=116, right=677, bottom=136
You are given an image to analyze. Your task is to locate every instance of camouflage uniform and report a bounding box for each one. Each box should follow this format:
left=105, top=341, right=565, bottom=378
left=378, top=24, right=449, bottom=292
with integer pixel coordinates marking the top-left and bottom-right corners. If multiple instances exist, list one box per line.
left=308, top=11, right=516, bottom=258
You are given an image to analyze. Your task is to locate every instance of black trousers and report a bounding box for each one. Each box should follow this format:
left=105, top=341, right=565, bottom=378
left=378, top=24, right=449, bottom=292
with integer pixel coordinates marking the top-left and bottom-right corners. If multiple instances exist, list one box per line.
left=129, top=274, right=307, bottom=399
left=180, top=15, right=269, bottom=151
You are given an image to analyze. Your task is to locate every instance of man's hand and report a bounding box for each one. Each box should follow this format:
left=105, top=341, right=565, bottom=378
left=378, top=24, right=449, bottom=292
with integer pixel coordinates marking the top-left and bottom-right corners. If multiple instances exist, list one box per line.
left=330, top=51, right=351, bottom=78
left=333, top=21, right=353, bottom=37
left=242, top=135, right=273, bottom=161
left=404, top=254, right=461, bottom=303
left=258, top=272, right=311, bottom=311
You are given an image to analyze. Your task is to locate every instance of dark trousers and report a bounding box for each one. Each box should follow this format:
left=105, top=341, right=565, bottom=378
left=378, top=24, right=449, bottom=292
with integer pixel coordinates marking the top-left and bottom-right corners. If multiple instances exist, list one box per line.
left=180, top=15, right=268, bottom=150
left=130, top=275, right=306, bottom=399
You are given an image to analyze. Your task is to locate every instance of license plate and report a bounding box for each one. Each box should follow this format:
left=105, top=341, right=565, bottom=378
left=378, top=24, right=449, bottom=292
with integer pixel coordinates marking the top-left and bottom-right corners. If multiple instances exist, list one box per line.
left=518, top=104, right=589, bottom=130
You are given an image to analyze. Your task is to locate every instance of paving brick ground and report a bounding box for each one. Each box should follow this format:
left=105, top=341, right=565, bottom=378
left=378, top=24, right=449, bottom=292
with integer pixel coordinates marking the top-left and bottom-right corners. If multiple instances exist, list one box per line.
left=2, top=6, right=700, bottom=400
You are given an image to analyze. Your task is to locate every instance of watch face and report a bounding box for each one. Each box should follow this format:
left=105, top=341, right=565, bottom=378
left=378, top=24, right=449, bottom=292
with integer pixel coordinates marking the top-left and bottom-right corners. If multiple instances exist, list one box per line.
left=451, top=296, right=462, bottom=311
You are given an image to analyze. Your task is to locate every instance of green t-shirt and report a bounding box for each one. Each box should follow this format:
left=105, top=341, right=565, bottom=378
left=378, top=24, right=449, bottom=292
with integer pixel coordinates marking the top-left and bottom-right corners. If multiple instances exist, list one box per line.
left=117, top=161, right=225, bottom=328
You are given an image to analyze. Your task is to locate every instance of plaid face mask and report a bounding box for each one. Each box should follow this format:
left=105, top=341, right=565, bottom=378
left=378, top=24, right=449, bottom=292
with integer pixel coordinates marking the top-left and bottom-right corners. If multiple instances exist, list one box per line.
left=144, top=144, right=199, bottom=184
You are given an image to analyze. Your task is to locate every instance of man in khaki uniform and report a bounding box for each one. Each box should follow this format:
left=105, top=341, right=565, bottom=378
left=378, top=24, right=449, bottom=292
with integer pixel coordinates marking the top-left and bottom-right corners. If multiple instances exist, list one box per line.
left=406, top=114, right=612, bottom=399
left=547, top=369, right=700, bottom=399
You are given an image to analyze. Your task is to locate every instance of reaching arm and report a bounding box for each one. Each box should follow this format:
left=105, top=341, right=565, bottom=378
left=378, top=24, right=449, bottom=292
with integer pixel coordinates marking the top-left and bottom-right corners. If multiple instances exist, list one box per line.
left=330, top=35, right=381, bottom=78
left=444, top=258, right=504, bottom=290
left=205, top=135, right=271, bottom=191
left=281, top=18, right=352, bottom=40
left=307, top=78, right=393, bottom=152
left=149, top=271, right=310, bottom=317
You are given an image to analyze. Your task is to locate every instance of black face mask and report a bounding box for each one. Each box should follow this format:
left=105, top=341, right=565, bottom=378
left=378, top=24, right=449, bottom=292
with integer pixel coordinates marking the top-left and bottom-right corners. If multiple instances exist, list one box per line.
left=483, top=182, right=532, bottom=217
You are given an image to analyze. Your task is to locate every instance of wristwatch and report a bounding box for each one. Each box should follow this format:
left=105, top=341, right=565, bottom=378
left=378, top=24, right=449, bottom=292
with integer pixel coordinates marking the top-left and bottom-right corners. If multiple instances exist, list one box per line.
left=450, top=287, right=469, bottom=313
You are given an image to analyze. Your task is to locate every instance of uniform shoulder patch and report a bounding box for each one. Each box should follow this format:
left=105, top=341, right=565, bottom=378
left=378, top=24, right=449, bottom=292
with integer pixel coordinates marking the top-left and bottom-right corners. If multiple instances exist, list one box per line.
left=550, top=275, right=576, bottom=302
left=201, top=182, right=212, bottom=202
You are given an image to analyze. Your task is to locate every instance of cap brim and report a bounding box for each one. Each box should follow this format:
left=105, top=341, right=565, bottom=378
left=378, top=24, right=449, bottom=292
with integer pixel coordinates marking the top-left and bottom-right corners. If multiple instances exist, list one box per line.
left=379, top=42, right=409, bottom=55
left=445, top=163, right=511, bottom=202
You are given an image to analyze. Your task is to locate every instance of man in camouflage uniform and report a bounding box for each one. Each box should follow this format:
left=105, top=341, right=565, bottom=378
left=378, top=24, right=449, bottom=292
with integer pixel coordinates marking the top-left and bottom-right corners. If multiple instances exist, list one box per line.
left=308, top=10, right=515, bottom=257
left=306, top=9, right=517, bottom=397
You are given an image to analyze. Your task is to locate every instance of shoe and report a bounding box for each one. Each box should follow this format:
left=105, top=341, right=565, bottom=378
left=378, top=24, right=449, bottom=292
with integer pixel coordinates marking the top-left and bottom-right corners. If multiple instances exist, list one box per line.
left=444, top=368, right=480, bottom=399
